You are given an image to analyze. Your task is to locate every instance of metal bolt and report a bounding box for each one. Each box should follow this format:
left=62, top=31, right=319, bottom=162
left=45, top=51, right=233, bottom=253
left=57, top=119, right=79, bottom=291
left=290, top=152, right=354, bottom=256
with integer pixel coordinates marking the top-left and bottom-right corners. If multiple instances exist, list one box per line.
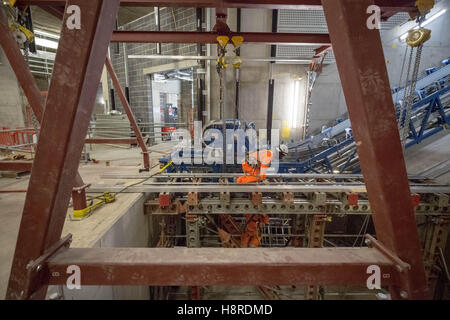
left=36, top=265, right=42, bottom=272
left=396, top=265, right=403, bottom=272
left=400, top=290, right=408, bottom=299
left=365, top=239, right=371, bottom=246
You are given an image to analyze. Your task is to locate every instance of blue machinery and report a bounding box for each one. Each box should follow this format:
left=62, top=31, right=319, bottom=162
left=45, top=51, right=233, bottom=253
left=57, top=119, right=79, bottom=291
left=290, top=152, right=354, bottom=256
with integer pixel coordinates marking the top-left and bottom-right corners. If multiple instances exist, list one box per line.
left=162, top=61, right=449, bottom=175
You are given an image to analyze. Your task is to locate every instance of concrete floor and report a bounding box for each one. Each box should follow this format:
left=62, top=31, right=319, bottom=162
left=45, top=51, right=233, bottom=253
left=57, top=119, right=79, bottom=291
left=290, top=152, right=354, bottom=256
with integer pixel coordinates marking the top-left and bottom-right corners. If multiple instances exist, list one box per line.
left=0, top=143, right=173, bottom=299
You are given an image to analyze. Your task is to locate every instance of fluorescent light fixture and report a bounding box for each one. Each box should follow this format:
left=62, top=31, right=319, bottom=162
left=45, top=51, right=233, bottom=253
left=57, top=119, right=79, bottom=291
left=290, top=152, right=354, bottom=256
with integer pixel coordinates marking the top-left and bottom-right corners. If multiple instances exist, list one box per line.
left=421, top=8, right=446, bottom=27
left=292, top=80, right=301, bottom=129
left=35, top=37, right=58, bottom=49
left=400, top=9, right=446, bottom=41
left=34, top=29, right=60, bottom=39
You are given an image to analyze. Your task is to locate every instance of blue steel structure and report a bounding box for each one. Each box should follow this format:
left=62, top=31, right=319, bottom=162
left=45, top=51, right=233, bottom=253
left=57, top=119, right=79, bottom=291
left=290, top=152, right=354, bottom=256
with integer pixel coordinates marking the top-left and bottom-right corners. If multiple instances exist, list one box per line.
left=161, top=59, right=449, bottom=175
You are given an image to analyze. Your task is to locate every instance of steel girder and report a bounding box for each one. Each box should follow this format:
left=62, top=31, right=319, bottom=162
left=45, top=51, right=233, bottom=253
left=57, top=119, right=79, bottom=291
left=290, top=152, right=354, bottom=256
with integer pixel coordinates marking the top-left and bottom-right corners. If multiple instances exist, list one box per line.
left=111, top=31, right=331, bottom=45
left=322, top=0, right=428, bottom=299
left=45, top=247, right=397, bottom=287
left=6, top=0, right=121, bottom=300
left=105, top=57, right=150, bottom=170
left=16, top=0, right=418, bottom=12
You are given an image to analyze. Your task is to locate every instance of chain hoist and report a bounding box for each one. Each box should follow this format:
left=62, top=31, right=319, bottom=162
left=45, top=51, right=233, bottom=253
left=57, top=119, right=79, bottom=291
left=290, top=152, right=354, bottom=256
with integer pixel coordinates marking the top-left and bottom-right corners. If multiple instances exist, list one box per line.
left=398, top=0, right=434, bottom=147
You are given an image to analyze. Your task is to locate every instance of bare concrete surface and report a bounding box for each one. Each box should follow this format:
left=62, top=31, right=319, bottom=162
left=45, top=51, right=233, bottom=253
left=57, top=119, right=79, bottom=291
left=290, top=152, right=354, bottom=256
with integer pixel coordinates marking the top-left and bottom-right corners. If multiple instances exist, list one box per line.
left=0, top=144, right=172, bottom=299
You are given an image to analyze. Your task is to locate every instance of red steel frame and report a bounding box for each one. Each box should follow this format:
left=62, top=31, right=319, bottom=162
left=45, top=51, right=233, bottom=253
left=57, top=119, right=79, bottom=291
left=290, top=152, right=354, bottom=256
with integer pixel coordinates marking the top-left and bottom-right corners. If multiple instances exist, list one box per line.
left=105, top=57, right=150, bottom=170
left=0, top=7, right=89, bottom=210
left=5, top=0, right=429, bottom=300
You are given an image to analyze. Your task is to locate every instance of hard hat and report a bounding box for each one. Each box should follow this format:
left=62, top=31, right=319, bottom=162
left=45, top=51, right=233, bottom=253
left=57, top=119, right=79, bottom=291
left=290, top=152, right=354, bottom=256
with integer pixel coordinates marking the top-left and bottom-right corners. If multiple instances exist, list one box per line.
left=277, top=144, right=289, bottom=155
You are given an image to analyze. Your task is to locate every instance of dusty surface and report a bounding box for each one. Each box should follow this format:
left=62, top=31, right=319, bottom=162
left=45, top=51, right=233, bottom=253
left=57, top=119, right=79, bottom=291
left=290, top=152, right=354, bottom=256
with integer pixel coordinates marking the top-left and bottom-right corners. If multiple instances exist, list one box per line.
left=0, top=143, right=172, bottom=299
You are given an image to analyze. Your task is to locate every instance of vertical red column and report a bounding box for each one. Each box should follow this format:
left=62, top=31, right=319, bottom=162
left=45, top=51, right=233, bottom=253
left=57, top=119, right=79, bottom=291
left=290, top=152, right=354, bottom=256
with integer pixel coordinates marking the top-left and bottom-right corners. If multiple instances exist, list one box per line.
left=321, top=0, right=428, bottom=299
left=6, top=0, right=120, bottom=299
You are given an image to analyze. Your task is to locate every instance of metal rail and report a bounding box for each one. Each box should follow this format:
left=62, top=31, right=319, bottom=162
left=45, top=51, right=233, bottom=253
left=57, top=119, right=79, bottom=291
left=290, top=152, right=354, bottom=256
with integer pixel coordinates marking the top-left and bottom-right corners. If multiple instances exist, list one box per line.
left=88, top=183, right=450, bottom=194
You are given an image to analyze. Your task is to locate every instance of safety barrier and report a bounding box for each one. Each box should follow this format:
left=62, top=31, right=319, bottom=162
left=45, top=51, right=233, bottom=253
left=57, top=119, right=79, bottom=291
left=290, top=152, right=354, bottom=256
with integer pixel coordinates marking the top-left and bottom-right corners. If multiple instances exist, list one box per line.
left=0, top=127, right=36, bottom=151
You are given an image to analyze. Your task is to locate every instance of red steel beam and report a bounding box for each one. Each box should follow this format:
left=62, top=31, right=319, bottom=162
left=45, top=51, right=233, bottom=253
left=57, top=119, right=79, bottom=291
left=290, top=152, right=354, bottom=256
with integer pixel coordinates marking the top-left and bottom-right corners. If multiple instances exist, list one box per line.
left=17, top=0, right=418, bottom=12
left=111, top=31, right=331, bottom=45
left=85, top=138, right=138, bottom=144
left=0, top=161, right=33, bottom=172
left=0, top=5, right=85, bottom=190
left=6, top=0, right=120, bottom=300
left=321, top=0, right=428, bottom=299
left=46, top=247, right=398, bottom=286
left=105, top=57, right=150, bottom=170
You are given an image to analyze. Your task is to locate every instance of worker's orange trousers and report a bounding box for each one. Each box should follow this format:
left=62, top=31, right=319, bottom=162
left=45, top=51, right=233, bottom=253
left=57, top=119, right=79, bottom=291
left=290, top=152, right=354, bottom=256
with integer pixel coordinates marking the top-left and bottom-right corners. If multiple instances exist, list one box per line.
left=237, top=172, right=269, bottom=247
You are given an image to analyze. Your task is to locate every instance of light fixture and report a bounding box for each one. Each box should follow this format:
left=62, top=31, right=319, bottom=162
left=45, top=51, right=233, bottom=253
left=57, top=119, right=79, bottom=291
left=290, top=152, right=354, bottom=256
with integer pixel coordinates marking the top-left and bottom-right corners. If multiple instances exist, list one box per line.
left=35, top=37, right=58, bottom=49
left=400, top=9, right=446, bottom=41
left=34, top=29, right=60, bottom=39
left=291, top=80, right=301, bottom=129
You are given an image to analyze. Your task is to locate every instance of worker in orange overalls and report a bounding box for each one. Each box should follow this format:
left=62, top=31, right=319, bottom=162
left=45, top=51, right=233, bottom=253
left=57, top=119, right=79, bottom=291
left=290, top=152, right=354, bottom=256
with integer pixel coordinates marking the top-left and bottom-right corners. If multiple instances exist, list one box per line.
left=238, top=144, right=289, bottom=247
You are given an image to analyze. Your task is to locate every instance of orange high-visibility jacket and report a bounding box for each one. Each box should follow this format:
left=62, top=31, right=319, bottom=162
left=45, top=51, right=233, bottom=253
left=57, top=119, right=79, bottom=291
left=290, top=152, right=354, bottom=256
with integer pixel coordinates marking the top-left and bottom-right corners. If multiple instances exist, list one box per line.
left=242, top=149, right=273, bottom=181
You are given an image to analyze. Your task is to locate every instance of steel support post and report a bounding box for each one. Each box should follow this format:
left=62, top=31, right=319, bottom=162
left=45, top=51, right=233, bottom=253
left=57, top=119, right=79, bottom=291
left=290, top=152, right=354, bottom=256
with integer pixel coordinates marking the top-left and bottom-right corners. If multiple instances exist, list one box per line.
left=6, top=0, right=120, bottom=300
left=0, top=6, right=88, bottom=210
left=321, top=0, right=428, bottom=299
left=105, top=57, right=150, bottom=170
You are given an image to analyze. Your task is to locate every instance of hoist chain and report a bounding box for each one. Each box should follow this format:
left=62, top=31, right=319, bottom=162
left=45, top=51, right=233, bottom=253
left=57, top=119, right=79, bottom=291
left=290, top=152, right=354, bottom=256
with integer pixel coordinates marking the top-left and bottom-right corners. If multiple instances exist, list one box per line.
left=400, top=44, right=424, bottom=147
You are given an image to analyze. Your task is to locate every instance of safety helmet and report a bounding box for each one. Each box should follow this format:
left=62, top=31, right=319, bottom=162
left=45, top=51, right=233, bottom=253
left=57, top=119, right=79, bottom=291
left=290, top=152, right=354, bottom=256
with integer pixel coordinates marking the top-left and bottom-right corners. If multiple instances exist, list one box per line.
left=277, top=144, right=289, bottom=155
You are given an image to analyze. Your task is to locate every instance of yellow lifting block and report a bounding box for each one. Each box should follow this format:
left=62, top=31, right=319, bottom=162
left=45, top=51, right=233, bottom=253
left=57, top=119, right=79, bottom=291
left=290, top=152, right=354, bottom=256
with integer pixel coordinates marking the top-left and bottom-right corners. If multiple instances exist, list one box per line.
left=406, top=28, right=431, bottom=47
left=415, top=0, right=435, bottom=15
left=231, top=56, right=242, bottom=69
left=231, top=35, right=244, bottom=48
left=217, top=35, right=229, bottom=48
left=10, top=24, right=34, bottom=42
left=8, top=0, right=17, bottom=7
left=217, top=56, right=228, bottom=69
left=73, top=192, right=116, bottom=220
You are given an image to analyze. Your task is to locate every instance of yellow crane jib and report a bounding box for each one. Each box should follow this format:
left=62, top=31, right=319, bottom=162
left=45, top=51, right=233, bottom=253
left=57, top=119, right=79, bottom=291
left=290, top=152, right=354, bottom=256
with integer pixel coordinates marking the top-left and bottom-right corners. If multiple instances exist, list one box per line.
left=72, top=192, right=116, bottom=220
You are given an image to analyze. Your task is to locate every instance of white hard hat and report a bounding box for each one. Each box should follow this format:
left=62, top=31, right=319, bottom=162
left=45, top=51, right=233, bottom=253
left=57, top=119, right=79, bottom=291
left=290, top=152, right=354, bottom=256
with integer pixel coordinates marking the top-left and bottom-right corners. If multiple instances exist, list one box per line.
left=277, top=144, right=289, bottom=155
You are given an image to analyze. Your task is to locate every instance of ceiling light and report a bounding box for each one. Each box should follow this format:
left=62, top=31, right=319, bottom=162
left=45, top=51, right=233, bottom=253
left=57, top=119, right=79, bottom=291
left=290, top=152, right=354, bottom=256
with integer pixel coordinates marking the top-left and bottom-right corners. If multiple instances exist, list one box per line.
left=400, top=9, right=446, bottom=41
left=35, top=37, right=58, bottom=49
left=34, top=29, right=60, bottom=39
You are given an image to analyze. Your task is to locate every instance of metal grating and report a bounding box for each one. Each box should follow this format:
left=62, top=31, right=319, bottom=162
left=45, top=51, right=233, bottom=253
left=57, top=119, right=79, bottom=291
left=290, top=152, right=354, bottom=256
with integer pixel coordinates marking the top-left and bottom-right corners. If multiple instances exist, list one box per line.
left=276, top=45, right=335, bottom=63
left=276, top=10, right=411, bottom=63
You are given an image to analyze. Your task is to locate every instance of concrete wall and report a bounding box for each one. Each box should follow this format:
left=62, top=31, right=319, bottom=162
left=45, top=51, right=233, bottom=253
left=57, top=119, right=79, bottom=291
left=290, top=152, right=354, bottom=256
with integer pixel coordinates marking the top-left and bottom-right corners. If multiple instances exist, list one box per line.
left=209, top=9, right=309, bottom=142
left=48, top=194, right=150, bottom=300
left=0, top=48, right=25, bottom=128
left=308, top=1, right=450, bottom=134
left=109, top=8, right=198, bottom=138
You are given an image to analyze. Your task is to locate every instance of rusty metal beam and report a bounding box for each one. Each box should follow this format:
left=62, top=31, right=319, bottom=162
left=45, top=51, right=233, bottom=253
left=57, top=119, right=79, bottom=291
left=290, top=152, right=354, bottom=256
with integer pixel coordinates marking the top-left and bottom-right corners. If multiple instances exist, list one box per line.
left=85, top=138, right=138, bottom=144
left=111, top=31, right=331, bottom=45
left=0, top=161, right=33, bottom=172
left=0, top=5, right=86, bottom=191
left=17, top=0, right=417, bottom=12
left=6, top=0, right=120, bottom=300
left=105, top=58, right=150, bottom=169
left=321, top=0, right=428, bottom=299
left=45, top=247, right=397, bottom=286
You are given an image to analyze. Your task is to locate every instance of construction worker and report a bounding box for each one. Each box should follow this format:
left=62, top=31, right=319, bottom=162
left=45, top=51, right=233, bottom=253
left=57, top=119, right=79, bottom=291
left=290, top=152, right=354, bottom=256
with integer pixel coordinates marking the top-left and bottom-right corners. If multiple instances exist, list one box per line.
left=237, top=144, right=288, bottom=183
left=238, top=144, right=289, bottom=247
